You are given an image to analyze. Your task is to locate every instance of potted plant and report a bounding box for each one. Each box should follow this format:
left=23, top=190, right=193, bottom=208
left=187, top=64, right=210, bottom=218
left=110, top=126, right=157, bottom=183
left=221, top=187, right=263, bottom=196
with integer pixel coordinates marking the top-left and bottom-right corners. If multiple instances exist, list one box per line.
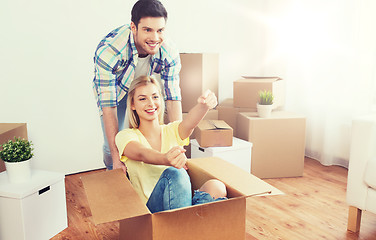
left=257, top=90, right=274, bottom=118
left=0, top=137, right=33, bottom=183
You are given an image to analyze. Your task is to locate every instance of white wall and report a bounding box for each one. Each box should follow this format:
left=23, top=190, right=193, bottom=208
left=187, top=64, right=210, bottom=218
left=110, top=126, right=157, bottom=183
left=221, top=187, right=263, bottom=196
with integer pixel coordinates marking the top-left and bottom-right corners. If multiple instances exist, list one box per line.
left=261, top=0, right=376, bottom=166
left=0, top=0, right=267, bottom=174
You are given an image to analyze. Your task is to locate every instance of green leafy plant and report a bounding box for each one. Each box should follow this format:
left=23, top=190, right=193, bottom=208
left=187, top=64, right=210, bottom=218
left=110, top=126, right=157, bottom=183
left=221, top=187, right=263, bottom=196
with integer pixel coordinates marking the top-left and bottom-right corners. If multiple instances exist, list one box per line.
left=258, top=90, right=274, bottom=105
left=0, top=137, right=34, bottom=163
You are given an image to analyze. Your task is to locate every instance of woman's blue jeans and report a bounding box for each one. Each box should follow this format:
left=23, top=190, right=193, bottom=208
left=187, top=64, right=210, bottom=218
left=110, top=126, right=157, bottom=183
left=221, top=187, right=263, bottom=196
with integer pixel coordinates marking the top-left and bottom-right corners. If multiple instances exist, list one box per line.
left=146, top=167, right=192, bottom=213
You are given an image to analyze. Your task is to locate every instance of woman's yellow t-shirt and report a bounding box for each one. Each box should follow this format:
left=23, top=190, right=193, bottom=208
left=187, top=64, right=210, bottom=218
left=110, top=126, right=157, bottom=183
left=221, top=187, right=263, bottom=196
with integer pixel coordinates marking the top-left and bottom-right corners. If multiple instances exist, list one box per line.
left=115, top=121, right=189, bottom=204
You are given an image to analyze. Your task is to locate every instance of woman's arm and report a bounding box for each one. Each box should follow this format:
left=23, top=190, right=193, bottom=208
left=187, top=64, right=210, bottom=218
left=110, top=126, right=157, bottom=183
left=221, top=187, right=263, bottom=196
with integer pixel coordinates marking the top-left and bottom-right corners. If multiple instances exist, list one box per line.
left=178, top=90, right=218, bottom=140
left=123, top=141, right=187, bottom=169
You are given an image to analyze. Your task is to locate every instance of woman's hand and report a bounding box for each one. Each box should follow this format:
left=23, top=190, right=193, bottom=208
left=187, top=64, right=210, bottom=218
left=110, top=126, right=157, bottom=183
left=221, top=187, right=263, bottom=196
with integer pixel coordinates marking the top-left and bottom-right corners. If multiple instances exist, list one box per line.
left=197, top=89, right=218, bottom=110
left=165, top=146, right=187, bottom=169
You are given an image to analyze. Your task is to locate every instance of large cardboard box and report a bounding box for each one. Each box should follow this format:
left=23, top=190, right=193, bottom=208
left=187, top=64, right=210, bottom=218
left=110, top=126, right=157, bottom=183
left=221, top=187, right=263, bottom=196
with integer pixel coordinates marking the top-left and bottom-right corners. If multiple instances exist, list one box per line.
left=82, top=157, right=282, bottom=240
left=237, top=111, right=306, bottom=178
left=0, top=170, right=67, bottom=240
left=0, top=123, right=28, bottom=173
left=191, top=138, right=252, bottom=173
left=195, top=120, right=233, bottom=147
left=217, top=98, right=253, bottom=136
left=233, top=77, right=285, bottom=109
left=180, top=53, right=219, bottom=112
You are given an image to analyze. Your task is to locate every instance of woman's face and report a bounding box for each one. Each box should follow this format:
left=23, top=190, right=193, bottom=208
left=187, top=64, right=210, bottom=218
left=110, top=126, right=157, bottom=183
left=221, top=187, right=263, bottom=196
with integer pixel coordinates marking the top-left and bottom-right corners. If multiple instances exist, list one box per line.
left=131, top=83, right=162, bottom=122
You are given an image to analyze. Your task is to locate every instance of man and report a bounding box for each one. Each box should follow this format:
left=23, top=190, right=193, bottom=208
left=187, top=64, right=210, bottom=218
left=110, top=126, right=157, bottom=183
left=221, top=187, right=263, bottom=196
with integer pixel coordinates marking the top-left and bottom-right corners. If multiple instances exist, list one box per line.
left=93, top=0, right=182, bottom=173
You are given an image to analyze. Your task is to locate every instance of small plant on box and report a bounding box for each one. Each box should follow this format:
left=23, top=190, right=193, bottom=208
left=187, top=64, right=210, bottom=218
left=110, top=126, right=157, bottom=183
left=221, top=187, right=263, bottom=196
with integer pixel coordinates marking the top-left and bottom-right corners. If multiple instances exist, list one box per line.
left=0, top=137, right=34, bottom=163
left=257, top=90, right=274, bottom=118
left=258, top=90, right=274, bottom=105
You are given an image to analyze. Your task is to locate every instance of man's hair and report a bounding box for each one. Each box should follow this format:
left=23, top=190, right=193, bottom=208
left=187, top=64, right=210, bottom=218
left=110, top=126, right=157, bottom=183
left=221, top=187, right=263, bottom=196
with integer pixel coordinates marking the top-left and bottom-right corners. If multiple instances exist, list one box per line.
left=127, top=75, right=165, bottom=129
left=131, top=0, right=168, bottom=27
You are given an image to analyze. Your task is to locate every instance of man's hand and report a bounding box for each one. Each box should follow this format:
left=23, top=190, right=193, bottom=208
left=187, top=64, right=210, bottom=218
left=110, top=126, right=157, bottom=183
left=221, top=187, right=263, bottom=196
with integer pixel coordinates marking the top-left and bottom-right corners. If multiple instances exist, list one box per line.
left=113, top=158, right=127, bottom=173
left=165, top=146, right=187, bottom=169
left=197, top=89, right=218, bottom=110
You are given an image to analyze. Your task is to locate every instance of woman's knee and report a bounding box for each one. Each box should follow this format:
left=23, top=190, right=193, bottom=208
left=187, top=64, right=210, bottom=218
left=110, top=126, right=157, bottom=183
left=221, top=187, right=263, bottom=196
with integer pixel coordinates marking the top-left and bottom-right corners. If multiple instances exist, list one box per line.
left=163, top=167, right=191, bottom=190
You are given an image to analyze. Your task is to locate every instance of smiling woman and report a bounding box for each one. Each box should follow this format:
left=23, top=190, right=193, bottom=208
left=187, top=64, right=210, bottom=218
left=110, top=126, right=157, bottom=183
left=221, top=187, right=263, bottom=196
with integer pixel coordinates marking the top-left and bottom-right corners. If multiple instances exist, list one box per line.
left=114, top=75, right=223, bottom=213
left=127, top=75, right=165, bottom=129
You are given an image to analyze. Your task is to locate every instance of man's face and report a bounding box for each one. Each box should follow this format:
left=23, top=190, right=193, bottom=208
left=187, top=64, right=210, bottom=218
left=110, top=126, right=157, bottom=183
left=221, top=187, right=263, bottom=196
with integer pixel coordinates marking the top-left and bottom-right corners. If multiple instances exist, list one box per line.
left=131, top=17, right=166, bottom=57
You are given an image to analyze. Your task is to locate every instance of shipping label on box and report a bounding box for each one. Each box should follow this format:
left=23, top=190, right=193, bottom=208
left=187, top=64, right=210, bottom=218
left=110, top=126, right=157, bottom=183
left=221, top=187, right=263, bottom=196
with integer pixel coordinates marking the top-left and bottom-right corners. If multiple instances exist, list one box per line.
left=233, top=77, right=285, bottom=109
left=81, top=157, right=282, bottom=240
left=195, top=120, right=233, bottom=148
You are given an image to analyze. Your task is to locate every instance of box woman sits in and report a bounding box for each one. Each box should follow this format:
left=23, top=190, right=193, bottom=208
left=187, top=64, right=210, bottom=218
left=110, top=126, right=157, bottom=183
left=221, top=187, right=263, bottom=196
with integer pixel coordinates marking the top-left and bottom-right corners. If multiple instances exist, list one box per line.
left=115, top=76, right=226, bottom=213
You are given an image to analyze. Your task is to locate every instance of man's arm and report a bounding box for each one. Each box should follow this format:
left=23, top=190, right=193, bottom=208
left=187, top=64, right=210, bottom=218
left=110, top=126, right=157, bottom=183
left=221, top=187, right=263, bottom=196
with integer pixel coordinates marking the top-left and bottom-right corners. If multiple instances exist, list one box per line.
left=166, top=100, right=183, bottom=122
left=102, top=107, right=127, bottom=173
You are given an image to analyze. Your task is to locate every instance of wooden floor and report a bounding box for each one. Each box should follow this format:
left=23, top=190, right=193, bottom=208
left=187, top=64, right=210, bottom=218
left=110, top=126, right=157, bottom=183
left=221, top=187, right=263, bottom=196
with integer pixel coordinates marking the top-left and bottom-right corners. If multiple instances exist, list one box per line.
left=52, top=157, right=376, bottom=240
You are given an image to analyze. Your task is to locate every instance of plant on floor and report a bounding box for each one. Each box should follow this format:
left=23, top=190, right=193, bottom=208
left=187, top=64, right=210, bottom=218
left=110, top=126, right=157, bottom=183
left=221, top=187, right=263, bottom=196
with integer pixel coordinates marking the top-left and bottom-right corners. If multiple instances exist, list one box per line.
left=0, top=137, right=34, bottom=163
left=258, top=90, right=274, bottom=105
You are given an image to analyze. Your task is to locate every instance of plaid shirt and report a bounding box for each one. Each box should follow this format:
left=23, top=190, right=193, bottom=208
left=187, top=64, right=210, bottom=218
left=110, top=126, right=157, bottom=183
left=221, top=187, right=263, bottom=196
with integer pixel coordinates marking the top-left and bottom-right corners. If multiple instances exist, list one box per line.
left=93, top=24, right=181, bottom=115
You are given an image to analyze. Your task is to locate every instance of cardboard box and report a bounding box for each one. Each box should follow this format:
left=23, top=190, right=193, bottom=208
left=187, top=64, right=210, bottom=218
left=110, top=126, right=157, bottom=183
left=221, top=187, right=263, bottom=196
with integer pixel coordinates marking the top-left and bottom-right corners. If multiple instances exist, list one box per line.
left=217, top=99, right=253, bottom=136
left=180, top=53, right=219, bottom=112
left=0, top=170, right=67, bottom=240
left=164, top=111, right=219, bottom=158
left=81, top=157, right=282, bottom=240
left=191, top=137, right=253, bottom=173
left=188, top=109, right=219, bottom=139
left=237, top=111, right=306, bottom=178
left=195, top=120, right=233, bottom=147
left=184, top=109, right=218, bottom=158
left=0, top=123, right=28, bottom=173
left=233, top=77, right=285, bottom=109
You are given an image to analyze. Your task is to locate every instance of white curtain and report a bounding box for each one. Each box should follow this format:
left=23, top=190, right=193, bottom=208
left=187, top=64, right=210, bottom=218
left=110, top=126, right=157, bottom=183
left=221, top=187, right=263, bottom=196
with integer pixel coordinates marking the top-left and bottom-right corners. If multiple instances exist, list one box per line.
left=262, top=0, right=376, bottom=167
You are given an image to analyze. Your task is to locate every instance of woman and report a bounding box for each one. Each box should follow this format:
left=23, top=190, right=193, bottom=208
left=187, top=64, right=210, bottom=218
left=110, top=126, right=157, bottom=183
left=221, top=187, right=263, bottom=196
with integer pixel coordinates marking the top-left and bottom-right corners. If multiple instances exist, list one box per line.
left=115, top=75, right=226, bottom=213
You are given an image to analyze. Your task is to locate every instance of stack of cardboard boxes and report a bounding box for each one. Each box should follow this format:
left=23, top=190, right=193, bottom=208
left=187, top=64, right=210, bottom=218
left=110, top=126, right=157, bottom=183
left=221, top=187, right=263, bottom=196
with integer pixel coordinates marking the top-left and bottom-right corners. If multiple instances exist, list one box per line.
left=219, top=77, right=306, bottom=178
left=179, top=54, right=306, bottom=179
left=178, top=53, right=221, bottom=157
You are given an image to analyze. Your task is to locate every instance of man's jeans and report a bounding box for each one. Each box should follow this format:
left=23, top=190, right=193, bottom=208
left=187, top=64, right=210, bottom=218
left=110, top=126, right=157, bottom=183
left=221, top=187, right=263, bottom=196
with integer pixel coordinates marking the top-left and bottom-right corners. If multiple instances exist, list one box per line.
left=100, top=95, right=127, bottom=170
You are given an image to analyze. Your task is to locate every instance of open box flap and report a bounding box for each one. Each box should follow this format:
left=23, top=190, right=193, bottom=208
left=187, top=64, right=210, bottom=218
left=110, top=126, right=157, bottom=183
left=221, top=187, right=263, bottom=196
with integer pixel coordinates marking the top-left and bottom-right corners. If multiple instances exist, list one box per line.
left=81, top=169, right=150, bottom=225
left=198, top=120, right=232, bottom=130
left=241, top=76, right=282, bottom=82
left=187, top=157, right=283, bottom=197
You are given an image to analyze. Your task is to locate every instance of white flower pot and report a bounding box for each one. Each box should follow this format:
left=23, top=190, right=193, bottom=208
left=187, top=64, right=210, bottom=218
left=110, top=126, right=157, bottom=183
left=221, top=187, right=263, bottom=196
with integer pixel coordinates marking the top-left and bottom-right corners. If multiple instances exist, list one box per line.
left=257, top=103, right=273, bottom=118
left=5, top=159, right=32, bottom=183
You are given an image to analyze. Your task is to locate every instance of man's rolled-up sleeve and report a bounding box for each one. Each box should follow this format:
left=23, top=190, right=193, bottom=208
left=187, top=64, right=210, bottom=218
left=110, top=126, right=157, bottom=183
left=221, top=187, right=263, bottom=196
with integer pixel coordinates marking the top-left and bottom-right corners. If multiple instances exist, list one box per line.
left=159, top=46, right=182, bottom=101
left=93, top=45, right=121, bottom=109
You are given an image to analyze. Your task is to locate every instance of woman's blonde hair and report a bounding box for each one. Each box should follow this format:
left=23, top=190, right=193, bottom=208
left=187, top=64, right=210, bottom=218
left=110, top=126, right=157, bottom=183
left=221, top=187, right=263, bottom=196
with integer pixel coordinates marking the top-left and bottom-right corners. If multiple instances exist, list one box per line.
left=127, top=75, right=165, bottom=128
